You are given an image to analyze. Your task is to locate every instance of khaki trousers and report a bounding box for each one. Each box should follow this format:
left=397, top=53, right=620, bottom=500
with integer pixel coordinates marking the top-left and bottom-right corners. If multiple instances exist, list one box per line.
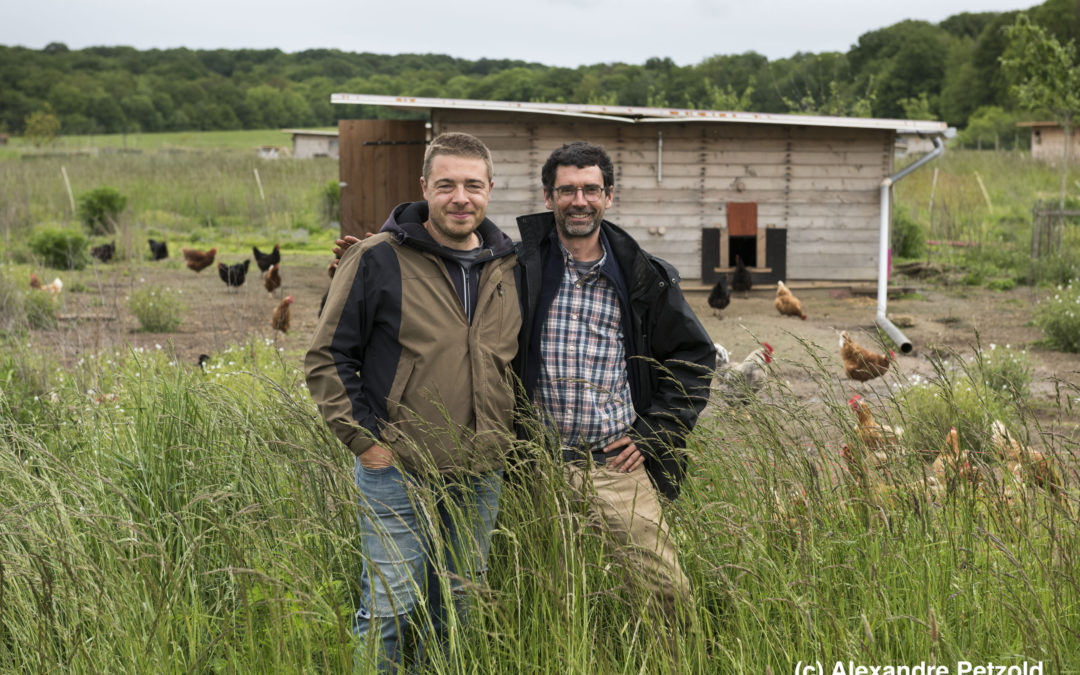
left=563, top=462, right=692, bottom=619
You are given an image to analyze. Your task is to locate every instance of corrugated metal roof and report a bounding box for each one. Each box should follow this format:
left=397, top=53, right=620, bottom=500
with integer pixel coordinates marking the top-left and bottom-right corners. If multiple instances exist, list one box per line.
left=331, top=93, right=947, bottom=134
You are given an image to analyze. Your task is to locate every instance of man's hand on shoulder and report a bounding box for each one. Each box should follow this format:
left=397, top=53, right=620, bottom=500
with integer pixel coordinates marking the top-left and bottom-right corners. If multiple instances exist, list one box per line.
left=327, top=235, right=365, bottom=279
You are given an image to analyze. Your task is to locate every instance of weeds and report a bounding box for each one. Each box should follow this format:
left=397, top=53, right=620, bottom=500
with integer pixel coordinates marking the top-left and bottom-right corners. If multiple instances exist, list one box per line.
left=127, top=285, right=184, bottom=332
left=1034, top=281, right=1080, bottom=353
left=0, top=336, right=1075, bottom=672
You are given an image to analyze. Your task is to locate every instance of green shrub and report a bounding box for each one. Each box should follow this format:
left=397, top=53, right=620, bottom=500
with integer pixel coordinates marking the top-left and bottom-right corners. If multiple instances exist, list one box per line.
left=972, top=343, right=1032, bottom=402
left=896, top=371, right=1013, bottom=461
left=128, top=285, right=184, bottom=332
left=987, top=278, right=1016, bottom=291
left=320, top=179, right=340, bottom=223
left=1034, top=282, right=1080, bottom=353
left=77, top=186, right=128, bottom=235
left=23, top=290, right=58, bottom=330
left=891, top=208, right=925, bottom=258
left=1034, top=253, right=1080, bottom=287
left=28, top=227, right=89, bottom=270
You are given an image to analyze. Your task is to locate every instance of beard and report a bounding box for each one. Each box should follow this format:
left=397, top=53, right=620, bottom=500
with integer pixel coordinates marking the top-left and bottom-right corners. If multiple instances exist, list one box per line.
left=554, top=205, right=602, bottom=239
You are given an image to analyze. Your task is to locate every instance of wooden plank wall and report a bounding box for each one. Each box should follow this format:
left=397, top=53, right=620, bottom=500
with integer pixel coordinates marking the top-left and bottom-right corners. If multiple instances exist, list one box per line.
left=1031, top=127, right=1080, bottom=166
left=434, top=111, right=893, bottom=281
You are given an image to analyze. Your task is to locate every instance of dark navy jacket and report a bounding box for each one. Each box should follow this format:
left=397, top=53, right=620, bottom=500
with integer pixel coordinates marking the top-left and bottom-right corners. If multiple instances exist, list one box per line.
left=514, top=212, right=716, bottom=500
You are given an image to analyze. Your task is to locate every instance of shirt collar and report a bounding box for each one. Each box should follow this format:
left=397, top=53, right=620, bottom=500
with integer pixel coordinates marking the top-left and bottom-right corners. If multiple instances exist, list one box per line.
left=557, top=236, right=607, bottom=279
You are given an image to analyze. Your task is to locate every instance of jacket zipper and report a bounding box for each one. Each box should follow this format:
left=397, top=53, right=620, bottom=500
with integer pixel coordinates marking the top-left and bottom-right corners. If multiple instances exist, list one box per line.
left=461, top=264, right=470, bottom=321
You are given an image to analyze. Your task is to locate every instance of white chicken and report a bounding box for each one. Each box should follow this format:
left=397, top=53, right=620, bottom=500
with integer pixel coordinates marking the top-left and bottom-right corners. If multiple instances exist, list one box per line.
left=717, top=342, right=773, bottom=405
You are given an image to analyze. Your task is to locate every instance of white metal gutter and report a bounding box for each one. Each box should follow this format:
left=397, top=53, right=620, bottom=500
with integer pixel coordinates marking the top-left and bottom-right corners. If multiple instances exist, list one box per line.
left=875, top=136, right=946, bottom=353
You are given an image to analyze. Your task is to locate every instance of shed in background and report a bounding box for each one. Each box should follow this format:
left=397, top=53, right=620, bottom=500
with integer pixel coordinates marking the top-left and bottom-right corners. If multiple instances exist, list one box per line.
left=1017, top=121, right=1079, bottom=165
left=332, top=94, right=945, bottom=283
left=283, top=129, right=339, bottom=159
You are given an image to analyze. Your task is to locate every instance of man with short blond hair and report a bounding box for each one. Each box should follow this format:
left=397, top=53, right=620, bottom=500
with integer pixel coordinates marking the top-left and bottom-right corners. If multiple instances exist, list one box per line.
left=306, top=131, right=520, bottom=672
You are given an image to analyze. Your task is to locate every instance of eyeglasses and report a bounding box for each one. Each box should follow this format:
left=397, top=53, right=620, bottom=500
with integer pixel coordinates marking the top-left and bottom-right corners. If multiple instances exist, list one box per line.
left=552, top=185, right=608, bottom=202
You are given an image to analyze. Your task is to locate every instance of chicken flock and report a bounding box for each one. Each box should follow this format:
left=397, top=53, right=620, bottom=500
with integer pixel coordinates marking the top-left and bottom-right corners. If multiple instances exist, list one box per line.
left=29, top=239, right=292, bottom=336
left=31, top=241, right=1068, bottom=507
left=708, top=273, right=1064, bottom=510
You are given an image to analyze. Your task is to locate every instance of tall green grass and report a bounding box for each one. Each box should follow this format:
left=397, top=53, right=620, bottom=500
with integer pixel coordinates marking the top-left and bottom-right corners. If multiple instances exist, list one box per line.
left=893, top=149, right=1080, bottom=285
left=0, top=336, right=1076, bottom=672
left=0, top=151, right=337, bottom=260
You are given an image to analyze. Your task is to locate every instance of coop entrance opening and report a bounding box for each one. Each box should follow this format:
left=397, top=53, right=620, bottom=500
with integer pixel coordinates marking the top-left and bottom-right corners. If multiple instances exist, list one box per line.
left=729, top=236, right=757, bottom=268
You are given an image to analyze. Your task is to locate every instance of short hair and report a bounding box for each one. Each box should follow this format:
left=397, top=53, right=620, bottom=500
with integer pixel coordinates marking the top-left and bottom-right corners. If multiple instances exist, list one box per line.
left=422, top=132, right=494, bottom=182
left=541, top=142, right=615, bottom=195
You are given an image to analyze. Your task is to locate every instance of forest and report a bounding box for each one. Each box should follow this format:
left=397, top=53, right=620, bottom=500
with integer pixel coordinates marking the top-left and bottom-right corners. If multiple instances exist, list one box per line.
left=1, top=0, right=1077, bottom=148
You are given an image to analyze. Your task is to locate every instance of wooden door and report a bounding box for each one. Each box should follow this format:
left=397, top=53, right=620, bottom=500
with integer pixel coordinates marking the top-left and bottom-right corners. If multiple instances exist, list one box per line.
left=339, top=120, right=427, bottom=237
left=727, top=202, right=758, bottom=237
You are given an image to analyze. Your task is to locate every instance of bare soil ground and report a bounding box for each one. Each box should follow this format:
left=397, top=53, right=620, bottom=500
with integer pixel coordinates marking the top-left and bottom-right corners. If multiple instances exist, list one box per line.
left=689, top=281, right=1080, bottom=409
left=31, top=254, right=1080, bottom=419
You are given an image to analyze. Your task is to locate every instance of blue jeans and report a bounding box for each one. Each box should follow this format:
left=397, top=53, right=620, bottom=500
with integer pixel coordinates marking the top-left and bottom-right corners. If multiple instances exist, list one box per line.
left=352, top=459, right=502, bottom=672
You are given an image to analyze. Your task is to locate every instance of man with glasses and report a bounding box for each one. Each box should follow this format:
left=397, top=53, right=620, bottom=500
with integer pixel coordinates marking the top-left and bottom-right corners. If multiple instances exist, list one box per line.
left=514, top=141, right=715, bottom=622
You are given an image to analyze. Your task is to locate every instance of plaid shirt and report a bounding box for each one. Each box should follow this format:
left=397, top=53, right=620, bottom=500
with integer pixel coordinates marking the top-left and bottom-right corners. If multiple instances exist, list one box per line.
left=534, top=241, right=635, bottom=453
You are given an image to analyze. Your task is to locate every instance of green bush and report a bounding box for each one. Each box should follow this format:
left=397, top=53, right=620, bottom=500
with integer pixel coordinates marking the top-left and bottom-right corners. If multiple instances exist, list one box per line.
left=23, top=289, right=58, bottom=330
left=896, top=370, right=1013, bottom=461
left=891, top=208, right=925, bottom=258
left=77, top=186, right=128, bottom=235
left=973, top=343, right=1032, bottom=402
left=28, top=227, right=89, bottom=270
left=128, top=285, right=184, bottom=332
left=1034, top=282, right=1080, bottom=353
left=320, top=179, right=340, bottom=224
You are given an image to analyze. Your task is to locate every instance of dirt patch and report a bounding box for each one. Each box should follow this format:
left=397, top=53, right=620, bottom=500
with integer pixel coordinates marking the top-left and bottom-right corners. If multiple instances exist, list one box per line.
left=690, top=281, right=1080, bottom=409
left=26, top=256, right=1080, bottom=415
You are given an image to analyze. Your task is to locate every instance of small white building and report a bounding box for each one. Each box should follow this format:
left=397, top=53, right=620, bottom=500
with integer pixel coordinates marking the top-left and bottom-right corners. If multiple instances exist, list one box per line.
left=282, top=129, right=339, bottom=159
left=1017, top=121, right=1079, bottom=165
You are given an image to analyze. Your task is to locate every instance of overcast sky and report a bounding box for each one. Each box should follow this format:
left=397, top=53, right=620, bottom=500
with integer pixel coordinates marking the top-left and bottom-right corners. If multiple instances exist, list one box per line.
left=2, top=0, right=1040, bottom=68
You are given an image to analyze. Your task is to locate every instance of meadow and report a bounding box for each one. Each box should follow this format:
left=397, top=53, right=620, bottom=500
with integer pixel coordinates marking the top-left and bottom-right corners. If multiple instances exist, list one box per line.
left=1, top=134, right=1079, bottom=673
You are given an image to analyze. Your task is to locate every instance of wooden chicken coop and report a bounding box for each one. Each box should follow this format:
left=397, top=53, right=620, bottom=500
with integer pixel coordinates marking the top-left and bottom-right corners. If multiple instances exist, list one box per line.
left=332, top=94, right=946, bottom=283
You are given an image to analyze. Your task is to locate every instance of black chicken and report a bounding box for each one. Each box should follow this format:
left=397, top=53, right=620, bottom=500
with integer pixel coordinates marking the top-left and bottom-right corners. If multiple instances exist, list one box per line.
left=148, top=238, right=169, bottom=261
left=90, top=241, right=115, bottom=263
left=732, top=254, right=752, bottom=297
left=218, top=260, right=251, bottom=288
left=708, top=273, right=731, bottom=316
left=253, top=244, right=280, bottom=273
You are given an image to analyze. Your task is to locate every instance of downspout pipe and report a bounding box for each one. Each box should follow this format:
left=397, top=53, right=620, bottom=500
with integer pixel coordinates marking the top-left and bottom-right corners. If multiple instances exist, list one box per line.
left=876, top=135, right=946, bottom=354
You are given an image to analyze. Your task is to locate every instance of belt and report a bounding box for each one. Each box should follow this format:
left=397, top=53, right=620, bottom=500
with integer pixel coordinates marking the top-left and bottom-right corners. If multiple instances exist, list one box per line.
left=562, top=446, right=608, bottom=466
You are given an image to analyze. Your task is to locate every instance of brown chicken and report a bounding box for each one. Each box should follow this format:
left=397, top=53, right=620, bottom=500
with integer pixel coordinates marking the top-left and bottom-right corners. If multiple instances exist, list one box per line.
left=181, top=247, right=217, bottom=272
left=264, top=263, right=281, bottom=293
left=774, top=281, right=807, bottom=320
left=29, top=272, right=42, bottom=290
left=844, top=395, right=904, bottom=486
left=931, top=427, right=980, bottom=493
left=848, top=394, right=904, bottom=454
left=990, top=420, right=1063, bottom=501
left=271, top=295, right=293, bottom=333
left=840, top=331, right=895, bottom=383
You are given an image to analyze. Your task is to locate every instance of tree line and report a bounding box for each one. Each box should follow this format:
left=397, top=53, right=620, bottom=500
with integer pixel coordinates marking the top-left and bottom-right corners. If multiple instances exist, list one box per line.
left=1, top=0, right=1076, bottom=147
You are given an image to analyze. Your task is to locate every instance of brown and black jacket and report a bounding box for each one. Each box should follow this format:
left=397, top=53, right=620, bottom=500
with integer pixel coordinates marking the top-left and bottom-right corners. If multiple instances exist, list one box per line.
left=305, top=202, right=521, bottom=475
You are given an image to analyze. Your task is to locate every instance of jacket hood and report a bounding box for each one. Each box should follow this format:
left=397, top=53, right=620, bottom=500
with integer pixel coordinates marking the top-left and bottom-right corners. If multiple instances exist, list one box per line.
left=384, top=201, right=516, bottom=259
